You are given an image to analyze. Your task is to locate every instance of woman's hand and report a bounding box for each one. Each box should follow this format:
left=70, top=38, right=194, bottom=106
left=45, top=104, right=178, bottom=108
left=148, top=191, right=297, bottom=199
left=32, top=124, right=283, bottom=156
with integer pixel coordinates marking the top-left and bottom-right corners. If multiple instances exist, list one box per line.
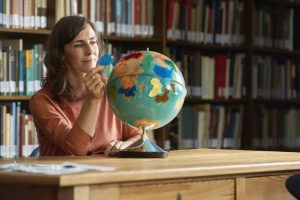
left=83, top=67, right=105, bottom=99
left=77, top=67, right=105, bottom=137
left=104, top=140, right=135, bottom=156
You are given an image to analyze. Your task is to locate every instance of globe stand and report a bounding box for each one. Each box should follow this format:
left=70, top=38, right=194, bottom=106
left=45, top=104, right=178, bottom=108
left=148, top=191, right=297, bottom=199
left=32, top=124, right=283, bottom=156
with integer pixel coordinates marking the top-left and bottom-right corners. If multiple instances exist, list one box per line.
left=118, top=128, right=168, bottom=158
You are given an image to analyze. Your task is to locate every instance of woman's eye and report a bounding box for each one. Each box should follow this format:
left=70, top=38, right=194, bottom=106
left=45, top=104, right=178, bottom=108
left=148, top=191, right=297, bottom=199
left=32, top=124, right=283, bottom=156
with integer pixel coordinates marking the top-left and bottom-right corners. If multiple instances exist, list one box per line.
left=90, top=41, right=97, bottom=45
left=74, top=44, right=83, bottom=47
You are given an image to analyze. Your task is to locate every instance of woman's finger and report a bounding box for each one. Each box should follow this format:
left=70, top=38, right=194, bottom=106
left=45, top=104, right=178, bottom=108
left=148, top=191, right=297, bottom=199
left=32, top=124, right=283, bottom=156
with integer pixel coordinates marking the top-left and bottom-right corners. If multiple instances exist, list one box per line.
left=95, top=80, right=105, bottom=91
left=113, top=141, right=123, bottom=150
left=119, top=141, right=131, bottom=150
left=109, top=141, right=124, bottom=156
left=83, top=67, right=105, bottom=82
left=104, top=140, right=117, bottom=156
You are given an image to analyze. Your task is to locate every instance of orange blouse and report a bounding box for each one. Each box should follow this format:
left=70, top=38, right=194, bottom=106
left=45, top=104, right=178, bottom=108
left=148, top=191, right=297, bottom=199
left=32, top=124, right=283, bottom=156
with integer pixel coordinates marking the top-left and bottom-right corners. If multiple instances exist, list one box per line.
left=29, top=86, right=141, bottom=156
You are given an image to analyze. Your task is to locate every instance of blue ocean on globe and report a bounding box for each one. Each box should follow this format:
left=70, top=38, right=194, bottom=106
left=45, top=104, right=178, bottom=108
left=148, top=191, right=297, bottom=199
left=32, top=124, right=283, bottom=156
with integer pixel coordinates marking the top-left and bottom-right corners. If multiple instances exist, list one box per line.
left=107, top=50, right=187, bottom=130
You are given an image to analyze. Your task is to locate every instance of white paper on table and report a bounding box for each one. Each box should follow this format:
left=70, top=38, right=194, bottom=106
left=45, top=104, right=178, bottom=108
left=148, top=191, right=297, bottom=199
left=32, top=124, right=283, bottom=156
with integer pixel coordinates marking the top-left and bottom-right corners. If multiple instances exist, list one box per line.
left=0, top=162, right=115, bottom=175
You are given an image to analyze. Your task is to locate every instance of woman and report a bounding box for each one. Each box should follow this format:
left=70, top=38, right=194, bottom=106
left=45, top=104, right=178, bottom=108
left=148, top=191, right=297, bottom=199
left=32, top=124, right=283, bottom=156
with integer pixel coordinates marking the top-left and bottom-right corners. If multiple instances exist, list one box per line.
left=29, top=16, right=141, bottom=156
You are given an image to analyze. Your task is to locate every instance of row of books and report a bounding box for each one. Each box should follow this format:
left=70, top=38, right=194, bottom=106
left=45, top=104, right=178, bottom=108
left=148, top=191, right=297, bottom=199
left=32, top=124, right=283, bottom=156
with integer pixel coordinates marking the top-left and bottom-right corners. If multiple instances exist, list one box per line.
left=253, top=4, right=294, bottom=51
left=0, top=39, right=45, bottom=96
left=167, top=0, right=245, bottom=45
left=55, top=0, right=104, bottom=32
left=168, top=47, right=246, bottom=99
left=0, top=102, right=38, bottom=158
left=106, top=42, right=143, bottom=62
left=0, top=0, right=47, bottom=29
left=252, top=105, right=300, bottom=150
left=55, top=0, right=155, bottom=37
left=106, top=0, right=154, bottom=37
left=252, top=55, right=300, bottom=100
left=108, top=44, right=246, bottom=100
left=164, top=104, right=243, bottom=150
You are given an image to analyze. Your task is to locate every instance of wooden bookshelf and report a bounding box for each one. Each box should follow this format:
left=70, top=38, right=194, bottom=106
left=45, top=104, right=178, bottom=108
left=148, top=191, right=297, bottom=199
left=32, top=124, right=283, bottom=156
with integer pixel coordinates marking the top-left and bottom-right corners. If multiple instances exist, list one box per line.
left=0, top=0, right=168, bottom=158
left=1, top=0, right=300, bottom=158
left=164, top=0, right=300, bottom=151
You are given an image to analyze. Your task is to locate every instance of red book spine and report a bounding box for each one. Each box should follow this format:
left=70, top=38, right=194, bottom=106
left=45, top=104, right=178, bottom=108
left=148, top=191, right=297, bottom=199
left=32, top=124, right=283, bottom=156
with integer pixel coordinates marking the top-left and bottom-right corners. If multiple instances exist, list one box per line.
left=214, top=54, right=227, bottom=99
left=167, top=0, right=174, bottom=30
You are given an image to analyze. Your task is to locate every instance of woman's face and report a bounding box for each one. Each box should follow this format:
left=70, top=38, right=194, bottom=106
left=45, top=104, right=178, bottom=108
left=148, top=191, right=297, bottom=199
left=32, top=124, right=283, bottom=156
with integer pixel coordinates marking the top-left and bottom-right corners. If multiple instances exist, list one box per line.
left=63, top=24, right=100, bottom=76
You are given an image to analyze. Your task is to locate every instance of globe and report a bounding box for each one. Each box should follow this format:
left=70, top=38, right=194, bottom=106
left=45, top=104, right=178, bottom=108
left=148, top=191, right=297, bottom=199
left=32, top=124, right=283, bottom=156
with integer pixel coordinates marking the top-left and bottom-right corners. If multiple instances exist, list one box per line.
left=106, top=50, right=187, bottom=157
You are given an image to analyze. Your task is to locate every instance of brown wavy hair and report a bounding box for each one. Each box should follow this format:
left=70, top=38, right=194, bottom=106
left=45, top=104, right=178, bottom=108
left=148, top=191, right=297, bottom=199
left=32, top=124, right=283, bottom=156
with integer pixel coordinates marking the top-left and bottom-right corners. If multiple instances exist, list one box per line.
left=43, top=15, right=104, bottom=101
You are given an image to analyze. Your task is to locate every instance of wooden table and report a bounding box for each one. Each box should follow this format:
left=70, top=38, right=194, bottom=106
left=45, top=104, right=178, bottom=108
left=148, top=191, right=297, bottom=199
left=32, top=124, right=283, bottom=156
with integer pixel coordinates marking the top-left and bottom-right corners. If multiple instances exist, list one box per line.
left=0, top=149, right=299, bottom=200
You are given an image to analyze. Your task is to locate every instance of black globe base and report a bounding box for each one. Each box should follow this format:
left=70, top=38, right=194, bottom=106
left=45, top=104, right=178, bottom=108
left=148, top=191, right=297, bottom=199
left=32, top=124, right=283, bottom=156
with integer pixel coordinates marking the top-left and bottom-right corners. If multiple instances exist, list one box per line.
left=118, top=151, right=168, bottom=158
left=117, top=137, right=168, bottom=158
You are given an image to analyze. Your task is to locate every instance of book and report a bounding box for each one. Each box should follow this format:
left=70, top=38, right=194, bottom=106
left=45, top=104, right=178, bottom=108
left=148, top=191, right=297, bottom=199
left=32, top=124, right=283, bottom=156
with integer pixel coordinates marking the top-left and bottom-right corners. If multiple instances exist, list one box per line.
left=193, top=104, right=211, bottom=148
left=178, top=105, right=195, bottom=149
left=24, top=48, right=34, bottom=95
left=2, top=39, right=23, bottom=95
left=214, top=54, right=227, bottom=99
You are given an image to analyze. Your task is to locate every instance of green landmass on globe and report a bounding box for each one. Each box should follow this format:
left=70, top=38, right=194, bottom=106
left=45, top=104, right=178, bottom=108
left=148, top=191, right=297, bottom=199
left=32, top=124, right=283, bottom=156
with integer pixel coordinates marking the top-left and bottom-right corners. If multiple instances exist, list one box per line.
left=106, top=50, right=187, bottom=131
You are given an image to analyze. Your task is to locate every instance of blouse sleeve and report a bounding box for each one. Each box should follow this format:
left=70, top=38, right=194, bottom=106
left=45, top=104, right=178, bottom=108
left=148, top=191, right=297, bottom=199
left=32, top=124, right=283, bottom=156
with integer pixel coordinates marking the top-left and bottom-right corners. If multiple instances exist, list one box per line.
left=29, top=92, right=92, bottom=155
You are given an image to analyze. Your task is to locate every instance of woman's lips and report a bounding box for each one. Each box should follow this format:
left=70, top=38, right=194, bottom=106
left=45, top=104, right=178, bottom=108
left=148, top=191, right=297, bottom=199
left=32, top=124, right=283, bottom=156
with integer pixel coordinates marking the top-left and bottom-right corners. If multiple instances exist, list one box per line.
left=82, top=59, right=96, bottom=63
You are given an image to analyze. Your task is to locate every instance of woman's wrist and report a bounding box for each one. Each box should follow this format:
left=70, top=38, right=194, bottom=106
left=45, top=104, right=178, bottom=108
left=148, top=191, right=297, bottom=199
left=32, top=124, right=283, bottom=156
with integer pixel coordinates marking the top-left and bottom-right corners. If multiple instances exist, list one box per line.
left=84, top=94, right=102, bottom=103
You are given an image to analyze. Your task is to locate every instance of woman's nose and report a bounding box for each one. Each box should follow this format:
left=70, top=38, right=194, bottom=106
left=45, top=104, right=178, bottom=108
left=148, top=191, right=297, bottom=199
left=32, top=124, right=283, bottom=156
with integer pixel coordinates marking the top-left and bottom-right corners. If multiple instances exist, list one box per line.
left=85, top=43, right=93, bottom=54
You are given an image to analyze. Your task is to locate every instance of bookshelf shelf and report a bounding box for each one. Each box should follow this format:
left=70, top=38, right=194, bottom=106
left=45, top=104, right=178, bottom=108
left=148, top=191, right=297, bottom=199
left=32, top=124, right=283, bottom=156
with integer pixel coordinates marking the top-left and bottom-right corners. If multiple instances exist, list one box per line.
left=255, top=0, right=300, bottom=7
left=167, top=40, right=250, bottom=52
left=185, top=97, right=248, bottom=105
left=252, top=47, right=300, bottom=57
left=0, top=28, right=51, bottom=35
left=253, top=99, right=300, bottom=105
left=0, top=96, right=31, bottom=101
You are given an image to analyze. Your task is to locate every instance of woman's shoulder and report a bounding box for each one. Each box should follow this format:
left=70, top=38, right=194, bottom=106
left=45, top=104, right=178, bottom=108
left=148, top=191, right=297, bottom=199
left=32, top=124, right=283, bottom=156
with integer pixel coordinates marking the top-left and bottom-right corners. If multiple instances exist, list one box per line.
left=31, top=86, right=52, bottom=100
left=29, top=86, right=57, bottom=107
